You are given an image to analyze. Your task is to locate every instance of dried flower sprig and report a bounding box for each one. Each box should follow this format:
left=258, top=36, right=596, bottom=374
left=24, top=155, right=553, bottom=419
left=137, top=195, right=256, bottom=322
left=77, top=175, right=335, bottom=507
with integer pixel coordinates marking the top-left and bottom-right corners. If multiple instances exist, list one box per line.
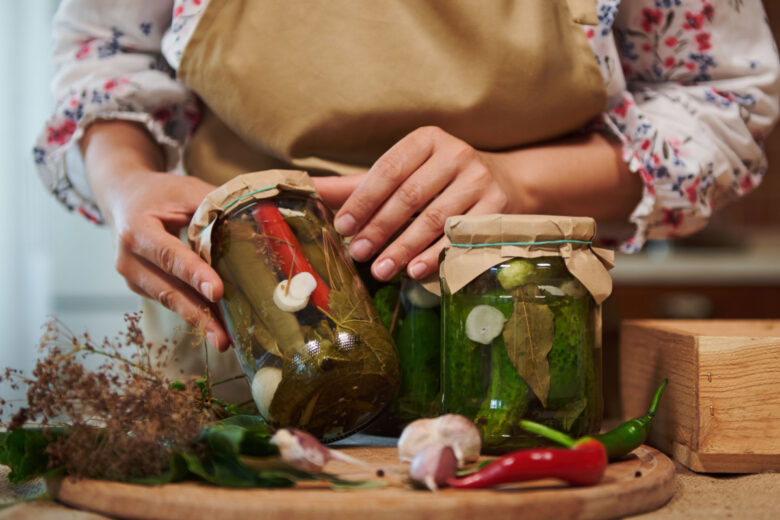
left=0, top=312, right=229, bottom=480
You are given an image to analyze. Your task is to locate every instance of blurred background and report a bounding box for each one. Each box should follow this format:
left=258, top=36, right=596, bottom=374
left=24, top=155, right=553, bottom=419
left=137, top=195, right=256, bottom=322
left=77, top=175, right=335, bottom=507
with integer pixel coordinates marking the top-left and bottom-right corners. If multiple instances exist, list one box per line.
left=0, top=1, right=139, bottom=416
left=1, top=1, right=779, bottom=418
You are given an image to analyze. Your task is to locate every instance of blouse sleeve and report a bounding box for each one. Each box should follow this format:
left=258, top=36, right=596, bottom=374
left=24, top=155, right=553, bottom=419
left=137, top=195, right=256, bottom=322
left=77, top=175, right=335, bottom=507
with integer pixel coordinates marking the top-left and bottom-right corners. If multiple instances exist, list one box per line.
left=33, top=0, right=200, bottom=223
left=600, top=0, right=780, bottom=253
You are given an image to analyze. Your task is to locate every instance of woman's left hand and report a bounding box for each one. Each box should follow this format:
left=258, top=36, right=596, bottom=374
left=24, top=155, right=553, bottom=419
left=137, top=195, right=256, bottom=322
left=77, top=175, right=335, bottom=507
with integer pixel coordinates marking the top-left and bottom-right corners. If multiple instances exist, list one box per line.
left=312, top=126, right=516, bottom=282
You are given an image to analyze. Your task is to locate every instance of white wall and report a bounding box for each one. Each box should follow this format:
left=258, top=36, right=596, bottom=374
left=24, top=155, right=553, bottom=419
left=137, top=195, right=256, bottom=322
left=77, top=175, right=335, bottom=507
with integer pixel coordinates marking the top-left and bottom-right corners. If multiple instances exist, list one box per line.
left=0, top=1, right=139, bottom=418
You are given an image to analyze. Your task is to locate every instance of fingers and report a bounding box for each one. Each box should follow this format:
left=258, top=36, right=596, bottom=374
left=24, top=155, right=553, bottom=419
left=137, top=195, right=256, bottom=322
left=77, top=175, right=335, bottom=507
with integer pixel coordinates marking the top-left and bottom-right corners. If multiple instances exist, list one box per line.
left=404, top=187, right=509, bottom=280
left=119, top=217, right=223, bottom=303
left=406, top=235, right=450, bottom=279
left=368, top=157, right=502, bottom=281
left=333, top=127, right=436, bottom=236
left=121, top=256, right=231, bottom=352
left=349, top=157, right=453, bottom=263
left=311, top=174, right=365, bottom=210
left=368, top=168, right=483, bottom=281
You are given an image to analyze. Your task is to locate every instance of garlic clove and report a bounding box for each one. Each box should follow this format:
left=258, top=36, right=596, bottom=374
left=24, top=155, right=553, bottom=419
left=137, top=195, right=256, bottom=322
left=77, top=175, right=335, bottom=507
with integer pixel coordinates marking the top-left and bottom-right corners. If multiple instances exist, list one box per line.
left=465, top=305, right=506, bottom=344
left=434, top=414, right=482, bottom=466
left=402, top=279, right=440, bottom=309
left=251, top=366, right=282, bottom=418
left=273, top=279, right=309, bottom=311
left=398, top=417, right=438, bottom=463
left=288, top=272, right=317, bottom=300
left=270, top=428, right=369, bottom=473
left=398, top=414, right=482, bottom=468
left=409, top=444, right=458, bottom=492
left=271, top=428, right=328, bottom=472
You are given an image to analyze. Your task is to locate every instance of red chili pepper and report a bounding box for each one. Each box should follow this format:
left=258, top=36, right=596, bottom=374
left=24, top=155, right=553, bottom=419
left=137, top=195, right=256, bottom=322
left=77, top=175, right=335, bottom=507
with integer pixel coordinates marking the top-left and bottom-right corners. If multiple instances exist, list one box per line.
left=519, top=379, right=669, bottom=462
left=252, top=201, right=330, bottom=312
left=446, top=439, right=607, bottom=489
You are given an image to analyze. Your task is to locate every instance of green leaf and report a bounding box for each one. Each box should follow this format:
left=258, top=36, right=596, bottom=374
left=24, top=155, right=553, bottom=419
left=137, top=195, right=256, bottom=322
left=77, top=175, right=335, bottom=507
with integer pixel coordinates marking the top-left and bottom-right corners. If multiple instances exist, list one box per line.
left=0, top=418, right=376, bottom=490
left=502, top=300, right=555, bottom=407
left=169, top=381, right=185, bottom=391
left=131, top=452, right=189, bottom=485
left=217, top=414, right=266, bottom=429
left=554, top=397, right=588, bottom=431
left=661, top=10, right=675, bottom=34
left=626, top=28, right=649, bottom=39
left=0, top=429, right=64, bottom=483
left=204, top=424, right=246, bottom=460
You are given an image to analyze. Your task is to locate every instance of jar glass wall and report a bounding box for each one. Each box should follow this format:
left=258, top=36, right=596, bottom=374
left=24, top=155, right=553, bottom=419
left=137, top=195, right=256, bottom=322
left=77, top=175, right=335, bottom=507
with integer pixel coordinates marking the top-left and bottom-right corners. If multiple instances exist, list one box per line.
left=367, top=278, right=441, bottom=435
left=441, top=257, right=602, bottom=453
left=211, top=192, right=399, bottom=441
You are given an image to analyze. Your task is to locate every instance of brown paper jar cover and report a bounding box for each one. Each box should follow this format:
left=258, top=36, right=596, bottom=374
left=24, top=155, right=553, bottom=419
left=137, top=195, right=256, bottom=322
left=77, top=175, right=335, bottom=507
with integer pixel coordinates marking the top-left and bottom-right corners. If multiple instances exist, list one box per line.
left=439, top=214, right=614, bottom=304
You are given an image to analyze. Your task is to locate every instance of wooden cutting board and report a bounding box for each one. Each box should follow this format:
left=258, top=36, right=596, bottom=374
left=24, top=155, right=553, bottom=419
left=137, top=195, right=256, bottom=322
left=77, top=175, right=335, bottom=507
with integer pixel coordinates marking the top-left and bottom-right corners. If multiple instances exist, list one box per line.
left=47, top=444, right=675, bottom=520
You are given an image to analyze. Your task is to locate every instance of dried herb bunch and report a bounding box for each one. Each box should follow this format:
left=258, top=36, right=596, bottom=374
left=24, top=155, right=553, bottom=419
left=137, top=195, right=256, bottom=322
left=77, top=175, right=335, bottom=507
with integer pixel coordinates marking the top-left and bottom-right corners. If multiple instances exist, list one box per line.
left=0, top=313, right=222, bottom=481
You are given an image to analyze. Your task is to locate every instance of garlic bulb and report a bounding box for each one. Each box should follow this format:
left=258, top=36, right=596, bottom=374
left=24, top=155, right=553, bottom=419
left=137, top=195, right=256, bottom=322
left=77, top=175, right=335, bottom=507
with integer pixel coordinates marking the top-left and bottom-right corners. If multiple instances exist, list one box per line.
left=398, top=414, right=481, bottom=467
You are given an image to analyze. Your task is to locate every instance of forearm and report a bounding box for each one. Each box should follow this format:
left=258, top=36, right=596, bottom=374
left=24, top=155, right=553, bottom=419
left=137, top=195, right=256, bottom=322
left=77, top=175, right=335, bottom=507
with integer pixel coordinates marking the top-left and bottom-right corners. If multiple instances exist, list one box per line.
left=80, top=120, right=166, bottom=225
left=486, top=131, right=641, bottom=221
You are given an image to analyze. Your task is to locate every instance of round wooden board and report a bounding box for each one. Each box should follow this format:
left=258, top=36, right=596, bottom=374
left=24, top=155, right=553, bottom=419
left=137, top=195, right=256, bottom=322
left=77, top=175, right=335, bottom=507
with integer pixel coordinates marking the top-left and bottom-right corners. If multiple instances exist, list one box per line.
left=47, top=445, right=675, bottom=520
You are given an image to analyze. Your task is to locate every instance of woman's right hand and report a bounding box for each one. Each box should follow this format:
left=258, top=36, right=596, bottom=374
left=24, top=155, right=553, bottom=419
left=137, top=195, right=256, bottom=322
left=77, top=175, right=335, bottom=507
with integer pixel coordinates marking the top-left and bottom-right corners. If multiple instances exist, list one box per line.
left=81, top=120, right=230, bottom=352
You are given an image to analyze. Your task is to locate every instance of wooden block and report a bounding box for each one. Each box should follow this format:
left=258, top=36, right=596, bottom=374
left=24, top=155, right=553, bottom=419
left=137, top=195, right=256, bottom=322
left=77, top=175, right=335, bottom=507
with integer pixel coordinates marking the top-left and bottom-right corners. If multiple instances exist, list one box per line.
left=619, top=320, right=780, bottom=473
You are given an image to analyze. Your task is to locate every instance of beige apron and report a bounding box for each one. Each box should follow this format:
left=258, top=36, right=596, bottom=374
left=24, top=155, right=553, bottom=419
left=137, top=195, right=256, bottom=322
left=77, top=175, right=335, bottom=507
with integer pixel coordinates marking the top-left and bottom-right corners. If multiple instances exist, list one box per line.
left=151, top=0, right=608, bottom=402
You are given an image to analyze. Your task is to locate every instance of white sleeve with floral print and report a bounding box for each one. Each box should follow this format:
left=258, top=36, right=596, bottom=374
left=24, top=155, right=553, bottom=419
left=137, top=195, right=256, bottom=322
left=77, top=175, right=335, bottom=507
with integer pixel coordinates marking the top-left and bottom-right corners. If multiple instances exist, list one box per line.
left=33, top=0, right=201, bottom=223
left=587, top=0, right=780, bottom=252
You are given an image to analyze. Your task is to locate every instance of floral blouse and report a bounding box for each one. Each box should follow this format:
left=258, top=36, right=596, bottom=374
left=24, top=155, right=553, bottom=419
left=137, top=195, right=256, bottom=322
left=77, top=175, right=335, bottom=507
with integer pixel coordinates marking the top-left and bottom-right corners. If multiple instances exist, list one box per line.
left=35, top=0, right=780, bottom=252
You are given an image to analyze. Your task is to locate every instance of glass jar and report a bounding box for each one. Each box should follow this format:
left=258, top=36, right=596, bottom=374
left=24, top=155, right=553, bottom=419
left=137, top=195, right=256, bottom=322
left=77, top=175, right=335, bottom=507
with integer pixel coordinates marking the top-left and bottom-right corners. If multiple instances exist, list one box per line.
left=190, top=171, right=400, bottom=442
left=367, top=278, right=441, bottom=435
left=438, top=214, right=612, bottom=454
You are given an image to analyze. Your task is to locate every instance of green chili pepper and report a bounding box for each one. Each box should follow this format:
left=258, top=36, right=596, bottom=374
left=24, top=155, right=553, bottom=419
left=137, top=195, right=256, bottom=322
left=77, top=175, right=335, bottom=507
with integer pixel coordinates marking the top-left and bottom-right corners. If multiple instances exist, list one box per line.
left=519, top=379, right=668, bottom=461
left=592, top=379, right=668, bottom=460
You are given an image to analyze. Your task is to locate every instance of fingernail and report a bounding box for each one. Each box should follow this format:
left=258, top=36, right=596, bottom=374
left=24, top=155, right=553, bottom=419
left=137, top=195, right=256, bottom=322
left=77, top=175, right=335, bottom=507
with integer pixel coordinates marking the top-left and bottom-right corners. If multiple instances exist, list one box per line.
left=373, top=258, right=396, bottom=281
left=409, top=262, right=427, bottom=279
left=200, top=282, right=214, bottom=302
left=350, top=239, right=374, bottom=261
left=206, top=332, right=218, bottom=349
left=334, top=213, right=357, bottom=235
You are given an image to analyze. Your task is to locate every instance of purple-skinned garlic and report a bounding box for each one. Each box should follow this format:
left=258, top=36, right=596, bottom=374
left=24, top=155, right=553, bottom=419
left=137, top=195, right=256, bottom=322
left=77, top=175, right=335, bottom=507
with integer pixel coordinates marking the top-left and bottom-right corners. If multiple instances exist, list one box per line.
left=409, top=445, right=458, bottom=492
left=270, top=428, right=368, bottom=472
left=398, top=414, right=481, bottom=467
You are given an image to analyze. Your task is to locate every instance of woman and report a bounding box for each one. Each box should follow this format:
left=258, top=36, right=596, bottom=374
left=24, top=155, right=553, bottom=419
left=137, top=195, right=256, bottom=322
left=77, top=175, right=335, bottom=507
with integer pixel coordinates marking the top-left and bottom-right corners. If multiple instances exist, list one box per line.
left=35, top=0, right=779, bottom=361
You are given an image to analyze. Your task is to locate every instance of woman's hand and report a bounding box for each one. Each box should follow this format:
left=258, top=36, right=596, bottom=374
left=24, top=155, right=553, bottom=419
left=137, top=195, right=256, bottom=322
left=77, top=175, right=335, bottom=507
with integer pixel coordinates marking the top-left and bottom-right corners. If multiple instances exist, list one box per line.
left=313, top=126, right=515, bottom=282
left=81, top=121, right=230, bottom=352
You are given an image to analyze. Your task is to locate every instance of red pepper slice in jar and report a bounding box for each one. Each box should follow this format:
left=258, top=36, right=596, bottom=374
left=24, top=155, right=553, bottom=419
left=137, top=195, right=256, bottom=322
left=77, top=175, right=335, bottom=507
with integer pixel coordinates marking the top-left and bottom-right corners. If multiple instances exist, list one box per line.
left=252, top=201, right=331, bottom=312
left=447, top=439, right=608, bottom=489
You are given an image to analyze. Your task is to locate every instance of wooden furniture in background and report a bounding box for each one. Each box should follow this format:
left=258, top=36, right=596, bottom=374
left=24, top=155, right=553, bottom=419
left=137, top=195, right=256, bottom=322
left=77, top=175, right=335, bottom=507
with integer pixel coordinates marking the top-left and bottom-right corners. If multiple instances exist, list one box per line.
left=620, top=320, right=780, bottom=473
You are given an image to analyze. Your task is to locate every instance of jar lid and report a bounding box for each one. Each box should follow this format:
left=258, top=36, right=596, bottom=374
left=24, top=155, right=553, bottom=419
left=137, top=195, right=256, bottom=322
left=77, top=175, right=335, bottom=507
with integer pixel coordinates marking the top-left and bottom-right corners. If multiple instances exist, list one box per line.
left=436, top=214, right=615, bottom=303
left=187, top=169, right=316, bottom=264
left=445, top=214, right=596, bottom=245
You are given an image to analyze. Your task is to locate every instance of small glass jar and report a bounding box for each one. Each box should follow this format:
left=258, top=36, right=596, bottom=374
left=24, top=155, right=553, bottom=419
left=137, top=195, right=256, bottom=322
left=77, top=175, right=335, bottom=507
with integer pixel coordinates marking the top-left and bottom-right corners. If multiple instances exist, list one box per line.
left=367, top=278, right=441, bottom=435
left=190, top=171, right=400, bottom=442
left=439, top=215, right=611, bottom=454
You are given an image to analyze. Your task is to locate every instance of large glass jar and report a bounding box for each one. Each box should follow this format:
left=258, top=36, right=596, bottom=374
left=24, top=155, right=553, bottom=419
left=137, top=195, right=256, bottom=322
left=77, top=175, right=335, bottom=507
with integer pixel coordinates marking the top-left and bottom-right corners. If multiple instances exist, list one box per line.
left=439, top=215, right=612, bottom=454
left=367, top=278, right=441, bottom=435
left=189, top=170, right=400, bottom=442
